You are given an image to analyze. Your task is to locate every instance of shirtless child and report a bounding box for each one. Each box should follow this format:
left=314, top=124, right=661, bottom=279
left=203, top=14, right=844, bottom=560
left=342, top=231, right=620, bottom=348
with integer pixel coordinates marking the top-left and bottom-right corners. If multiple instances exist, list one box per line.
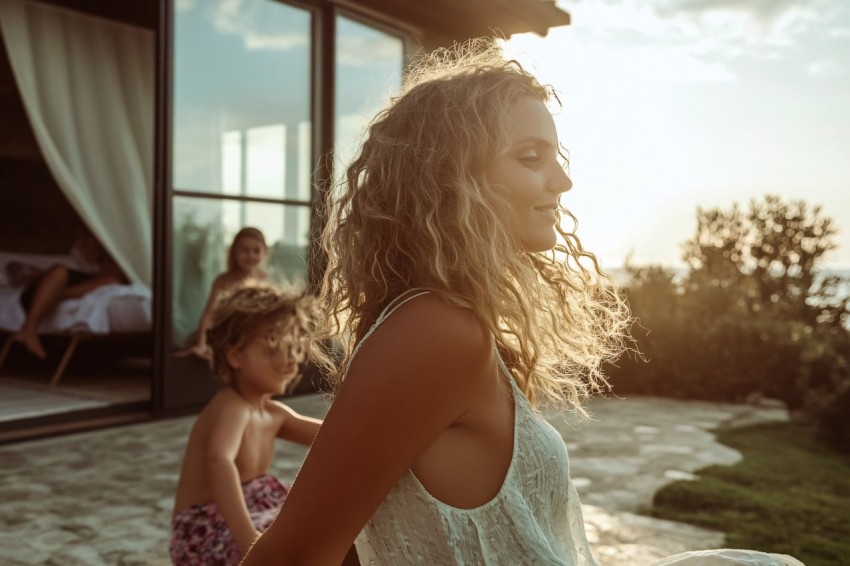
left=170, top=284, right=321, bottom=565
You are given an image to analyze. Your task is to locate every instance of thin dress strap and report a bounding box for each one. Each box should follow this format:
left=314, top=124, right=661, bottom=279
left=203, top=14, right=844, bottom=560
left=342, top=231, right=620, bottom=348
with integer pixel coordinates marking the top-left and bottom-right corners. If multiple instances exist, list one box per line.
left=343, top=288, right=433, bottom=374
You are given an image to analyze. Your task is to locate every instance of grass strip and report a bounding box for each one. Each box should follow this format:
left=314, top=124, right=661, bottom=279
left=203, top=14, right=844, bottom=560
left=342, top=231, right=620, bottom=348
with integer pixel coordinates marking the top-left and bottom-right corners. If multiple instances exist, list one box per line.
left=649, top=422, right=850, bottom=566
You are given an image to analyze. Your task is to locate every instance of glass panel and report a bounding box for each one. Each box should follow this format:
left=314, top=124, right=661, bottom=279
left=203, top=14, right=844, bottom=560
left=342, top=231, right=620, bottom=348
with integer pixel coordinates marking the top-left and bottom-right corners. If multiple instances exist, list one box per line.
left=334, top=16, right=404, bottom=184
left=173, top=0, right=312, bottom=202
left=171, top=196, right=310, bottom=347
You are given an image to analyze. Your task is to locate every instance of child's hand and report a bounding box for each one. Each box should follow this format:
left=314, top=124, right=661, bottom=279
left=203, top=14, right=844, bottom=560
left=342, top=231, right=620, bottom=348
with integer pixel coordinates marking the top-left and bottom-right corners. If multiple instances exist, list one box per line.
left=188, top=343, right=212, bottom=360
left=174, top=344, right=211, bottom=360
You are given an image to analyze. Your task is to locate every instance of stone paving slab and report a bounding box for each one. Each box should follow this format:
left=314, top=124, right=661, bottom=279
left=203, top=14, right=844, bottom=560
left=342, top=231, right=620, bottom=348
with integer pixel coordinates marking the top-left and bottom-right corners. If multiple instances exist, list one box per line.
left=551, top=396, right=788, bottom=564
left=0, top=394, right=789, bottom=565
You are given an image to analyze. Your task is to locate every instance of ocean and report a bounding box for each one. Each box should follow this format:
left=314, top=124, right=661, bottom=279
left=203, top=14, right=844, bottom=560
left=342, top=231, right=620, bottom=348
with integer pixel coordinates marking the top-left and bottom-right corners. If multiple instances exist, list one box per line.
left=605, top=267, right=850, bottom=328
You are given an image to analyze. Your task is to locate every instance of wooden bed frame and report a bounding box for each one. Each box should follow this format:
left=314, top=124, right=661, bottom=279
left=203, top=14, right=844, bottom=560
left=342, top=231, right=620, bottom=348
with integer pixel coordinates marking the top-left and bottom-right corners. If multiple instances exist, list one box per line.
left=0, top=331, right=149, bottom=386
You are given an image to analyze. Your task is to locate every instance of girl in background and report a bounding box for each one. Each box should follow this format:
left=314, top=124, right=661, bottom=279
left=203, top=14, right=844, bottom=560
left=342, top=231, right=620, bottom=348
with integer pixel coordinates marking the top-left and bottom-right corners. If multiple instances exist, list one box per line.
left=184, top=227, right=269, bottom=359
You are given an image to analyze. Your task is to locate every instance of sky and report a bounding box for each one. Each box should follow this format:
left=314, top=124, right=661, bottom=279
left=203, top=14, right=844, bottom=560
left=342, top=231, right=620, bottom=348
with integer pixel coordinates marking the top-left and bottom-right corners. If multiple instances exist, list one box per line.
left=503, top=0, right=850, bottom=269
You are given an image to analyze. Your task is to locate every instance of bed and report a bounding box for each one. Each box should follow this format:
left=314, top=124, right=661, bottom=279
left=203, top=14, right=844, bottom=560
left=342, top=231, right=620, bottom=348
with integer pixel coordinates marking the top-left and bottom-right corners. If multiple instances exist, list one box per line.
left=0, top=251, right=152, bottom=385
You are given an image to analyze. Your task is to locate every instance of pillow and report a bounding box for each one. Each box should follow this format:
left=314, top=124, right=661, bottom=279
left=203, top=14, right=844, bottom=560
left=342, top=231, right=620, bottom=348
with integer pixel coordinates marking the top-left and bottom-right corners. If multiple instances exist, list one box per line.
left=5, top=261, right=43, bottom=287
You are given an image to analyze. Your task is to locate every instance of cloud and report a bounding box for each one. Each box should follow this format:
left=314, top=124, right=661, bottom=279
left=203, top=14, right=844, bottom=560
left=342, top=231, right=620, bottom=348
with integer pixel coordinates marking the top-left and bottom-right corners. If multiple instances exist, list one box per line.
left=210, top=0, right=308, bottom=52
left=656, top=0, right=814, bottom=24
left=585, top=42, right=737, bottom=84
left=568, top=0, right=825, bottom=59
left=653, top=0, right=823, bottom=53
left=642, top=48, right=737, bottom=82
left=807, top=58, right=847, bottom=77
left=569, top=2, right=672, bottom=36
left=549, top=0, right=843, bottom=86
left=238, top=33, right=307, bottom=51
left=549, top=1, right=740, bottom=83
left=829, top=27, right=850, bottom=38
left=336, top=35, right=404, bottom=67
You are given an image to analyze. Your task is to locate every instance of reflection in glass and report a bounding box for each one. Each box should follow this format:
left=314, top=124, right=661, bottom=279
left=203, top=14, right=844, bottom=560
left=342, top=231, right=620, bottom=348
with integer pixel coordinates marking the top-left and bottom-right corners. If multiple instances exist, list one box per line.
left=334, top=16, right=404, bottom=185
left=172, top=196, right=310, bottom=346
left=173, top=0, right=312, bottom=201
left=221, top=131, right=242, bottom=196
left=246, top=125, right=285, bottom=199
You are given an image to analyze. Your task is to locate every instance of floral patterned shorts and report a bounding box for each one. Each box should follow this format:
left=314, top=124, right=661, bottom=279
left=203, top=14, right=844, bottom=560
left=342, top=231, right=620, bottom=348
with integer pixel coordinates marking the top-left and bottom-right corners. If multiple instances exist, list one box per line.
left=169, top=474, right=289, bottom=565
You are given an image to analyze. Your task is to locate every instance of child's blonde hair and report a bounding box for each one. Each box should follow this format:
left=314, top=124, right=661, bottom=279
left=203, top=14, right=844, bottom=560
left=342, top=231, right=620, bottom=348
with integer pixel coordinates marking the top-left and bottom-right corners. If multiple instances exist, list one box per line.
left=226, top=227, right=268, bottom=273
left=312, top=39, right=631, bottom=413
left=207, top=283, right=317, bottom=390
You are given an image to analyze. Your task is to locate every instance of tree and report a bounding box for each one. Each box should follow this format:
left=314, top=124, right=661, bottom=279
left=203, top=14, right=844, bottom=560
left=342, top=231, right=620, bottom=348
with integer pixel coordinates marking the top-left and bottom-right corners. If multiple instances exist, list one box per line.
left=683, top=195, right=843, bottom=325
left=610, top=195, right=850, bottom=450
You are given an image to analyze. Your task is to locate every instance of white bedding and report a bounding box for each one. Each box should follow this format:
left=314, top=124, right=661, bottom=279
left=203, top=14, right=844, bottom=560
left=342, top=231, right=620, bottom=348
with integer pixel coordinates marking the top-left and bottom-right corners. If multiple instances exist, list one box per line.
left=0, top=252, right=152, bottom=334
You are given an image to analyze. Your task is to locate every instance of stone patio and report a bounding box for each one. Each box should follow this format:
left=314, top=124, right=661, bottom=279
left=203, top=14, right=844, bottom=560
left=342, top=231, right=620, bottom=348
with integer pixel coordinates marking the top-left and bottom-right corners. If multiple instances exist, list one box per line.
left=0, top=394, right=789, bottom=565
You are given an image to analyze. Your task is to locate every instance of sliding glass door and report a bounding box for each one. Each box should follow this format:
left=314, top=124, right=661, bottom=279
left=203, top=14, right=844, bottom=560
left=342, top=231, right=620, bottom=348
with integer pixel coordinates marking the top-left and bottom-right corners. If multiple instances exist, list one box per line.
left=159, top=0, right=405, bottom=412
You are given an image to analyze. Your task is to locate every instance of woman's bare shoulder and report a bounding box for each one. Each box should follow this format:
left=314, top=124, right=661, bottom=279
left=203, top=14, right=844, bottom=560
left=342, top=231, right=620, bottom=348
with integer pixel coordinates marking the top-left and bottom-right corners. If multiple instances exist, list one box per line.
left=371, top=292, right=488, bottom=345
left=350, top=293, right=493, bottom=397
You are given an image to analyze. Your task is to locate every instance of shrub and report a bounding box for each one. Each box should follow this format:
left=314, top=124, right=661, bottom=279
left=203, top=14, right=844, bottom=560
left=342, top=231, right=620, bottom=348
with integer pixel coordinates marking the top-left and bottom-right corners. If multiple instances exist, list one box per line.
left=609, top=196, right=850, bottom=451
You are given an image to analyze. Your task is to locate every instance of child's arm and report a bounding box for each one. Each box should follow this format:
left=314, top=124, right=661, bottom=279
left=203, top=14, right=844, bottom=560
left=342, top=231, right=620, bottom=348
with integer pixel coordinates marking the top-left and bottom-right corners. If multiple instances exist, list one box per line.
left=189, top=275, right=227, bottom=357
left=206, top=399, right=262, bottom=553
left=274, top=401, right=322, bottom=446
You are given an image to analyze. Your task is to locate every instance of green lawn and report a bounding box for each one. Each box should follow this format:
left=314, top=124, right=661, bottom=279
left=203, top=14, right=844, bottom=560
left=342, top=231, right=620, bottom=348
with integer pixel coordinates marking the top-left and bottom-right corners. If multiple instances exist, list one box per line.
left=648, top=422, right=850, bottom=566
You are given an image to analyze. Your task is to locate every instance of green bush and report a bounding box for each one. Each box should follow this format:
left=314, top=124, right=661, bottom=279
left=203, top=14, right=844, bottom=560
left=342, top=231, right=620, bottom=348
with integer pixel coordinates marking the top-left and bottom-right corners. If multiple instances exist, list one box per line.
left=609, top=196, right=850, bottom=451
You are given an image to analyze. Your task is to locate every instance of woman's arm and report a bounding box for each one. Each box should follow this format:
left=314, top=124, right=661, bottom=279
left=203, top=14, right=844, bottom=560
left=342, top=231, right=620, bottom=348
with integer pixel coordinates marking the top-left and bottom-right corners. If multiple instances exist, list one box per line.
left=242, top=296, right=492, bottom=565
left=206, top=398, right=261, bottom=553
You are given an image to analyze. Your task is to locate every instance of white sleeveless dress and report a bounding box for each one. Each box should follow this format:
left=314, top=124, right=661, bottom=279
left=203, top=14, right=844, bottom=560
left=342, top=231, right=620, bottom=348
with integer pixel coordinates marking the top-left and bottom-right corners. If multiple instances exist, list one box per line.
left=349, top=291, right=597, bottom=566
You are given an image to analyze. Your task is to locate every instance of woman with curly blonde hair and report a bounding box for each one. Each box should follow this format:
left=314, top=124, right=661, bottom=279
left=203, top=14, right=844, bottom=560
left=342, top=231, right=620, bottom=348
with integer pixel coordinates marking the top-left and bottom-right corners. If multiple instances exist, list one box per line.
left=244, top=39, right=630, bottom=566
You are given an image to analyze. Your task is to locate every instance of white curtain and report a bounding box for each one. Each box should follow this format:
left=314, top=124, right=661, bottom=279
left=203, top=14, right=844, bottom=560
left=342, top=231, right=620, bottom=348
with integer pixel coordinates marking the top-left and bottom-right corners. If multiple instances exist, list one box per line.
left=0, top=0, right=154, bottom=287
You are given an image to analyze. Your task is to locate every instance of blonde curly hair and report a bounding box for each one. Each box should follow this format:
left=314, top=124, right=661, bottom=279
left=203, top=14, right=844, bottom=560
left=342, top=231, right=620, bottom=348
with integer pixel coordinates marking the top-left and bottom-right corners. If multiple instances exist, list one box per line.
left=207, top=283, right=317, bottom=391
left=311, top=39, right=631, bottom=413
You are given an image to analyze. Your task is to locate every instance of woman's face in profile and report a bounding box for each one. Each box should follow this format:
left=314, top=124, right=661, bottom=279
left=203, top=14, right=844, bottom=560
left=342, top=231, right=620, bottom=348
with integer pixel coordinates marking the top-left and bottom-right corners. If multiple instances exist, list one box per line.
left=485, top=96, right=573, bottom=253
